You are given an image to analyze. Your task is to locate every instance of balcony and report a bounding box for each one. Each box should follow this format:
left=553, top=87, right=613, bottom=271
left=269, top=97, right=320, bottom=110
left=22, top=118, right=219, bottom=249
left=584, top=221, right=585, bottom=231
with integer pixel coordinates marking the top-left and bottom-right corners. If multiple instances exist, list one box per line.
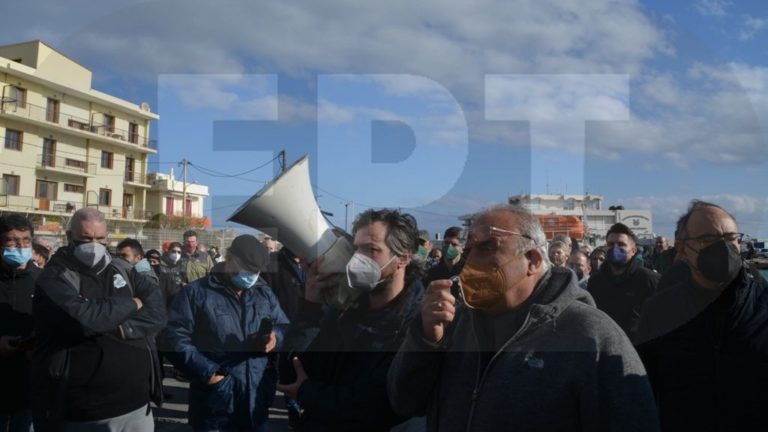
left=0, top=98, right=158, bottom=152
left=0, top=194, right=152, bottom=221
left=123, top=171, right=151, bottom=188
left=36, top=154, right=96, bottom=177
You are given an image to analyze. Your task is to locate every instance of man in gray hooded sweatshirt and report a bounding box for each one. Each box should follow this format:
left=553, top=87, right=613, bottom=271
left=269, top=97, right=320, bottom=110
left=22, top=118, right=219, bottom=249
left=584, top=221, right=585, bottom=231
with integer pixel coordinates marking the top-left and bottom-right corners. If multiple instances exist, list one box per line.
left=388, top=205, right=659, bottom=431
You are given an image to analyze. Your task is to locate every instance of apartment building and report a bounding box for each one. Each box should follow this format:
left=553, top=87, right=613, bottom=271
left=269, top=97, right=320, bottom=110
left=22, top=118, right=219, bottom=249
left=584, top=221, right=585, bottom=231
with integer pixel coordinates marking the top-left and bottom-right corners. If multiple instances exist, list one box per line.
left=0, top=40, right=159, bottom=235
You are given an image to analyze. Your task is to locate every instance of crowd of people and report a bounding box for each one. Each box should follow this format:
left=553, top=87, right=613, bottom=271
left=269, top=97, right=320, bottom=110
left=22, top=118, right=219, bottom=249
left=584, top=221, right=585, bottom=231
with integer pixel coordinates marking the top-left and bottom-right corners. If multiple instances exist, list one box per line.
left=0, top=200, right=766, bottom=431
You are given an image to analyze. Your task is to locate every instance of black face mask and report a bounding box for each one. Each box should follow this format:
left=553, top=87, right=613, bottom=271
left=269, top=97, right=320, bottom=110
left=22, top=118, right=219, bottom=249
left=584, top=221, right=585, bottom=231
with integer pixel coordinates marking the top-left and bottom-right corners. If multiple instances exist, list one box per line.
left=696, top=240, right=741, bottom=284
left=574, top=270, right=584, bottom=280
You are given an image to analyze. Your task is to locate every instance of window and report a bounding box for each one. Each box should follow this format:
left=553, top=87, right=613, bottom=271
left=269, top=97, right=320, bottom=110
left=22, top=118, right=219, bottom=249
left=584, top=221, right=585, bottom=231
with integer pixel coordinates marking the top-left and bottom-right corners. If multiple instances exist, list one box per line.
left=185, top=199, right=192, bottom=217
left=128, top=122, right=139, bottom=144
left=64, top=184, right=84, bottom=193
left=125, top=157, right=135, bottom=182
left=46, top=98, right=60, bottom=123
left=4, top=129, right=23, bottom=150
left=99, top=188, right=111, bottom=206
left=2, top=174, right=20, bottom=195
left=35, top=180, right=57, bottom=200
left=10, top=86, right=26, bottom=108
left=101, top=151, right=113, bottom=169
left=165, top=197, right=174, bottom=215
left=68, top=119, right=89, bottom=131
left=65, top=159, right=86, bottom=169
left=42, top=138, right=56, bottom=167
left=103, top=114, right=115, bottom=133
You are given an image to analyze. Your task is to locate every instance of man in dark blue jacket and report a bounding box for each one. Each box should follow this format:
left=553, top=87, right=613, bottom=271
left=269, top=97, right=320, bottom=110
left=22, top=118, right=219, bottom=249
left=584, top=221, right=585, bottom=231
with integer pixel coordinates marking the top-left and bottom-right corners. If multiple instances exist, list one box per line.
left=163, top=234, right=289, bottom=431
left=637, top=200, right=768, bottom=432
left=0, top=215, right=40, bottom=432
left=277, top=209, right=425, bottom=432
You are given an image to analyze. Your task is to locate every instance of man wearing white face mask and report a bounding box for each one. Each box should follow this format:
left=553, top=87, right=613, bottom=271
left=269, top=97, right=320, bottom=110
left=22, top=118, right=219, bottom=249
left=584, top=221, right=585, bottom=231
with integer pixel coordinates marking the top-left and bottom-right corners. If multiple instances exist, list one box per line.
left=276, top=209, right=425, bottom=432
left=162, top=234, right=289, bottom=431
left=31, top=207, right=167, bottom=431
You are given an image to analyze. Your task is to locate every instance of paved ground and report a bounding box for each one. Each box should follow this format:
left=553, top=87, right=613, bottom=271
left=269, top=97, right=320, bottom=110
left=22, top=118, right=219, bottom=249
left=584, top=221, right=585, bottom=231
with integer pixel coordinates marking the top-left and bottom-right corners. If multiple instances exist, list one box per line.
left=154, top=367, right=291, bottom=431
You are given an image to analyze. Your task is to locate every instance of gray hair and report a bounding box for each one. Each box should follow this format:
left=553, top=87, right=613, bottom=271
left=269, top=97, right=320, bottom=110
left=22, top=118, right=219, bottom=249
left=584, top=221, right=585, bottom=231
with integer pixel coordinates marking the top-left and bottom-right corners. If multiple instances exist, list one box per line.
left=68, top=207, right=106, bottom=236
left=483, top=204, right=550, bottom=271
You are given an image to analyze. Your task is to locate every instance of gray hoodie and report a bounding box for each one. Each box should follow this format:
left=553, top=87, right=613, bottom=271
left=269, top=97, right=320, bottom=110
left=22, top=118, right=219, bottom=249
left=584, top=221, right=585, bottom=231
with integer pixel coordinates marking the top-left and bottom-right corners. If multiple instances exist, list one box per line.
left=388, top=267, right=659, bottom=432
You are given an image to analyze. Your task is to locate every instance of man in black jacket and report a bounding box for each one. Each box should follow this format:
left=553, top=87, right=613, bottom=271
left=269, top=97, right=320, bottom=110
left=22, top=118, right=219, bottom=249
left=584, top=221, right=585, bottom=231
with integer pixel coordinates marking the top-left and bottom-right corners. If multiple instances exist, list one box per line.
left=277, top=209, right=425, bottom=432
left=587, top=223, right=659, bottom=342
left=0, top=215, right=40, bottom=431
left=31, top=208, right=166, bottom=431
left=637, top=200, right=768, bottom=432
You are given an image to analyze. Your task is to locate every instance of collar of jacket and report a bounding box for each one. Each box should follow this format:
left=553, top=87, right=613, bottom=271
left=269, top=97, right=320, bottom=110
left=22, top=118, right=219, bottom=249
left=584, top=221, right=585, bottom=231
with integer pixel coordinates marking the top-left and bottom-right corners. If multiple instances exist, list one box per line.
left=0, top=259, right=39, bottom=279
left=340, top=278, right=425, bottom=337
left=48, top=245, right=110, bottom=275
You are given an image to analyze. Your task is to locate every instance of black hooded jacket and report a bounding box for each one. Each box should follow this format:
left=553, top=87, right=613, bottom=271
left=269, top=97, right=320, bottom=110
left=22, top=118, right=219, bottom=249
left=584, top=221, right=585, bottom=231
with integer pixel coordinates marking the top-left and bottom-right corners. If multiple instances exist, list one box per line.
left=587, top=256, right=660, bottom=342
left=292, top=278, right=425, bottom=432
left=0, top=260, right=40, bottom=414
left=31, top=246, right=166, bottom=427
left=636, top=265, right=768, bottom=432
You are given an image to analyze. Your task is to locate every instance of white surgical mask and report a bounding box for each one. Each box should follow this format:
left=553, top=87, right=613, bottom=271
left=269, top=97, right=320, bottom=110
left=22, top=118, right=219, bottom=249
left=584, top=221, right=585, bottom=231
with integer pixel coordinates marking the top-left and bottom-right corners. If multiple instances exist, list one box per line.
left=75, top=242, right=109, bottom=269
left=169, top=252, right=181, bottom=263
left=345, top=252, right=397, bottom=292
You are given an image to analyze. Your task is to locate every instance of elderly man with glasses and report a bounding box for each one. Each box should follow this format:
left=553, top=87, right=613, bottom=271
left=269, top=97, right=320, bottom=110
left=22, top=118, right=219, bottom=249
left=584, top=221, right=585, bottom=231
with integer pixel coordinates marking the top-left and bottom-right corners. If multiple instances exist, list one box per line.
left=637, top=200, right=768, bottom=432
left=388, top=204, right=659, bottom=432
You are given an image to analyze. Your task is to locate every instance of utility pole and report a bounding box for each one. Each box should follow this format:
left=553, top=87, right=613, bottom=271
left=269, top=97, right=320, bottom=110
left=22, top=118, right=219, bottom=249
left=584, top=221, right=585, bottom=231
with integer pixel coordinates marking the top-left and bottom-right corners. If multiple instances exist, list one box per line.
left=181, top=158, right=188, bottom=226
left=344, top=202, right=350, bottom=232
left=279, top=150, right=286, bottom=173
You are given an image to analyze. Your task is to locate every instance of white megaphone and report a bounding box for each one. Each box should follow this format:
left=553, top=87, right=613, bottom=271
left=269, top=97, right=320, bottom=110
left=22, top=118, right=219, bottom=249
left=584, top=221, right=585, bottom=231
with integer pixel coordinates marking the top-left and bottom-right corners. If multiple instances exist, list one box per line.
left=228, top=155, right=358, bottom=309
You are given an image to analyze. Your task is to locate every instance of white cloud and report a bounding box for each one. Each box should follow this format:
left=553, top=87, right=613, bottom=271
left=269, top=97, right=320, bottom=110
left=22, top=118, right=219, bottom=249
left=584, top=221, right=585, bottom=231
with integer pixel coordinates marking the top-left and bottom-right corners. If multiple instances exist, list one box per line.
left=738, top=15, right=768, bottom=40
left=695, top=0, right=731, bottom=17
left=622, top=194, right=768, bottom=237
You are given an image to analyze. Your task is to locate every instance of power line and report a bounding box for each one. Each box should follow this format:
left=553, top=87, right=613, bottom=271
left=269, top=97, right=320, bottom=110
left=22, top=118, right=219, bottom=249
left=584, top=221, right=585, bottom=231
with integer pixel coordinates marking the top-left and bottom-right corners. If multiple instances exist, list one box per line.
left=189, top=155, right=279, bottom=178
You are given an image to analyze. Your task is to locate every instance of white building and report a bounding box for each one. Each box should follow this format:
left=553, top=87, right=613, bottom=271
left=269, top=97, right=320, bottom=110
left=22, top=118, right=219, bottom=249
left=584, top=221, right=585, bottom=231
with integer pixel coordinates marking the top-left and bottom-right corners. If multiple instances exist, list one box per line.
left=461, top=194, right=654, bottom=245
left=146, top=170, right=208, bottom=218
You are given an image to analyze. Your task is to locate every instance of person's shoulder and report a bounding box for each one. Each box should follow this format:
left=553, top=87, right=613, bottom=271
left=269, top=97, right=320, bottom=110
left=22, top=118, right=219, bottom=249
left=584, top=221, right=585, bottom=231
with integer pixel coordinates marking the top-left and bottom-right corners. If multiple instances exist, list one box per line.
left=560, top=300, right=627, bottom=341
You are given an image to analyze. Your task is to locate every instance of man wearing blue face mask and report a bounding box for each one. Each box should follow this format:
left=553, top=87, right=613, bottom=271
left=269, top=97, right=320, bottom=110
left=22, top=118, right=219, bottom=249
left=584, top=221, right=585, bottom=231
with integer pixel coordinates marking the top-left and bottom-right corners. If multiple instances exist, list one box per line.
left=0, top=214, right=40, bottom=432
left=587, top=223, right=659, bottom=343
left=163, top=234, right=289, bottom=431
left=31, top=207, right=166, bottom=431
left=276, top=209, right=425, bottom=432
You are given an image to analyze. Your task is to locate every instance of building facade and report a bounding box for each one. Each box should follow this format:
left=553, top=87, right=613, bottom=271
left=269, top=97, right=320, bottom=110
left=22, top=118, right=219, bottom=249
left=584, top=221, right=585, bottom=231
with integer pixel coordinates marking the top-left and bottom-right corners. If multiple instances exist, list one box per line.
left=460, top=193, right=654, bottom=245
left=146, top=170, right=208, bottom=219
left=0, top=40, right=159, bottom=237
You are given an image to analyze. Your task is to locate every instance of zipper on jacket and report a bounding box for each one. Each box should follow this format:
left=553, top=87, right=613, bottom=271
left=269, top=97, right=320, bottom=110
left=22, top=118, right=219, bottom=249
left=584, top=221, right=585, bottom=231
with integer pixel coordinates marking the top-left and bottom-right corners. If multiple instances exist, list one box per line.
left=464, top=310, right=545, bottom=432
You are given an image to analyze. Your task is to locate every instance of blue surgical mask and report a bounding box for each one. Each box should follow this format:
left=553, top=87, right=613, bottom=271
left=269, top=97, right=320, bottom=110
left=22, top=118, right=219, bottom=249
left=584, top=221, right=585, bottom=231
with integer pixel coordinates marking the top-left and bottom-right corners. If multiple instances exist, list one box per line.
left=607, top=245, right=629, bottom=266
left=134, top=258, right=152, bottom=273
left=232, top=270, right=260, bottom=289
left=3, top=247, right=33, bottom=267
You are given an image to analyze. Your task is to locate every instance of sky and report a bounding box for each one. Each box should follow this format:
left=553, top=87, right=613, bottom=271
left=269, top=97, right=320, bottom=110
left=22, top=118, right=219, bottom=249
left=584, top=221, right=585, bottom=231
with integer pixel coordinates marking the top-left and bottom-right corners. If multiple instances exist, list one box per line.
left=2, top=0, right=768, bottom=240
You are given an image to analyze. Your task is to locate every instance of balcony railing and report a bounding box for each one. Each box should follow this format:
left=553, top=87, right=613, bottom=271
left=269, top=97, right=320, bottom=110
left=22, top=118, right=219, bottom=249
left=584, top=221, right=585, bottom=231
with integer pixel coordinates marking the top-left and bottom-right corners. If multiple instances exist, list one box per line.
left=0, top=194, right=152, bottom=220
left=36, top=154, right=96, bottom=176
left=0, top=98, right=157, bottom=150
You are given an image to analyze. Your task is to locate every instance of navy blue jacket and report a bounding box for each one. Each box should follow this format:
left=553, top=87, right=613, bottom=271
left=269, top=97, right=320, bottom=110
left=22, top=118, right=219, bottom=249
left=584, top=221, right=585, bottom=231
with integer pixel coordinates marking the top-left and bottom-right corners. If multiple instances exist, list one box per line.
left=293, top=278, right=425, bottom=432
left=162, top=264, right=289, bottom=430
left=637, top=265, right=768, bottom=432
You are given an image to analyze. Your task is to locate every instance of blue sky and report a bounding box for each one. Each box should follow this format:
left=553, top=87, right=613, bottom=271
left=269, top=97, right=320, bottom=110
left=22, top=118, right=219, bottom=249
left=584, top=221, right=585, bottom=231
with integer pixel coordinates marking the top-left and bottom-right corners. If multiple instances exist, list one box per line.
left=3, top=0, right=768, bottom=239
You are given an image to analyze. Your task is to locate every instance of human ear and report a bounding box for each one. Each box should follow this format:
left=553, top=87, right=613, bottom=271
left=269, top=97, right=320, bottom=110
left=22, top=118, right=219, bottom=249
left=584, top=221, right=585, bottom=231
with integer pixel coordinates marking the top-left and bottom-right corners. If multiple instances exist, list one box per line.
left=526, top=249, right=544, bottom=274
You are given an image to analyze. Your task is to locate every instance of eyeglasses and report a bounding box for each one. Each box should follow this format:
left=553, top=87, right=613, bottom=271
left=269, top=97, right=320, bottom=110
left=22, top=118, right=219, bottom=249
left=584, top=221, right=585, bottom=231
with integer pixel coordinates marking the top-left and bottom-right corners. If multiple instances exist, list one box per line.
left=469, top=225, right=533, bottom=243
left=3, top=236, right=33, bottom=247
left=683, top=232, right=744, bottom=248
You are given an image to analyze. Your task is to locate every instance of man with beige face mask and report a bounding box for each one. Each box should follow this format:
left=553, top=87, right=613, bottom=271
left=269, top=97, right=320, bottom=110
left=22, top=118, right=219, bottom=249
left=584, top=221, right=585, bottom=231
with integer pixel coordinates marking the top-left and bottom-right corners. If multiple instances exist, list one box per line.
left=388, top=204, right=659, bottom=431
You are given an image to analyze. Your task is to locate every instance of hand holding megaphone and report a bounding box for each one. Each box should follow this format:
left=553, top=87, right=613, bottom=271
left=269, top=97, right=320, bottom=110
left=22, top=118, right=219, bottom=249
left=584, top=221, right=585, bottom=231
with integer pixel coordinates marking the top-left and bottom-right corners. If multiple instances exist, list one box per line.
left=305, top=256, right=342, bottom=304
left=421, top=279, right=458, bottom=343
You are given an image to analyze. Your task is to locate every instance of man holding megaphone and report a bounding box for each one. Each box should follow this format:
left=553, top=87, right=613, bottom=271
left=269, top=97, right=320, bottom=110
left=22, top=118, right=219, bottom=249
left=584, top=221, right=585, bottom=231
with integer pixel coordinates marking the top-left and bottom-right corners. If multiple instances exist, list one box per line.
left=277, top=209, right=425, bottom=432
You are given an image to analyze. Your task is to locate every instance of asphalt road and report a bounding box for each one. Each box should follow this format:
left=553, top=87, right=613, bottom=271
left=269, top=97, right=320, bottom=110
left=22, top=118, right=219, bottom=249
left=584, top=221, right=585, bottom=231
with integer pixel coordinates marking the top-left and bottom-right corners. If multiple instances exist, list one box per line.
left=154, top=368, right=291, bottom=432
